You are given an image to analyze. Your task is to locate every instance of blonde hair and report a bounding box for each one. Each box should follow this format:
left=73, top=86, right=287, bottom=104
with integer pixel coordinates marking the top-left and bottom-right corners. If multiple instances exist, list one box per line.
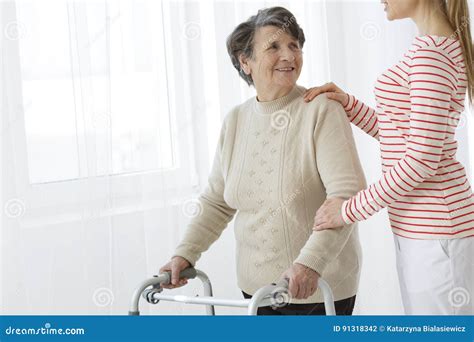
left=442, top=0, right=473, bottom=104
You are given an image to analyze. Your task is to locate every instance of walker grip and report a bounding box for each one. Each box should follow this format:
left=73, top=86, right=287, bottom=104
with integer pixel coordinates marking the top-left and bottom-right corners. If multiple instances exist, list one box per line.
left=160, top=267, right=198, bottom=285
left=177, top=267, right=197, bottom=280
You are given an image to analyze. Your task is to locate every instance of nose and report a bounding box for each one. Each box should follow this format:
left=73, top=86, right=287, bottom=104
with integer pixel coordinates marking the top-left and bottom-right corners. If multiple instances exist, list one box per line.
left=280, top=46, right=296, bottom=62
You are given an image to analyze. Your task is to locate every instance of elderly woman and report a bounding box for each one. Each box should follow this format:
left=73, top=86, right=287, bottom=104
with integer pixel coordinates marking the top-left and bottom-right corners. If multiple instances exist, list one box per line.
left=159, top=6, right=366, bottom=315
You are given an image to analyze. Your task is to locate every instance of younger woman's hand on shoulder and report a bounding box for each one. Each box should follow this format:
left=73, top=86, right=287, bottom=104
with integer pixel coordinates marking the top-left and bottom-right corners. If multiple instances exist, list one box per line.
left=303, top=82, right=350, bottom=110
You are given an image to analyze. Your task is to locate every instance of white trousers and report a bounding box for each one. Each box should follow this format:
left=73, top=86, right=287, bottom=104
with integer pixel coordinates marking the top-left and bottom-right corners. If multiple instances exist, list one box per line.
left=393, top=234, right=474, bottom=315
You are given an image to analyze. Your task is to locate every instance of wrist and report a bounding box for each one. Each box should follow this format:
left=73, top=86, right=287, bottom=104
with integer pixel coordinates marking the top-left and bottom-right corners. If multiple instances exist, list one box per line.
left=295, top=262, right=320, bottom=277
left=173, top=256, right=191, bottom=266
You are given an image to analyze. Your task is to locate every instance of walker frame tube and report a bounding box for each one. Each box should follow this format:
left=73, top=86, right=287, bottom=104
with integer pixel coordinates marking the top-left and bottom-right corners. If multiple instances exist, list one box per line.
left=129, top=267, right=336, bottom=315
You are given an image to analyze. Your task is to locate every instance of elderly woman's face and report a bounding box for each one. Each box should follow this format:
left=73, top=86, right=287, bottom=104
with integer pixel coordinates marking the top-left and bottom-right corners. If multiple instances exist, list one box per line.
left=243, top=25, right=302, bottom=93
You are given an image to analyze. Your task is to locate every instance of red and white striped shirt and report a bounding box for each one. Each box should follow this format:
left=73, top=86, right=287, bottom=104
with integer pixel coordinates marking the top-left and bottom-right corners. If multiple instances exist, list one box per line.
left=341, top=34, right=474, bottom=239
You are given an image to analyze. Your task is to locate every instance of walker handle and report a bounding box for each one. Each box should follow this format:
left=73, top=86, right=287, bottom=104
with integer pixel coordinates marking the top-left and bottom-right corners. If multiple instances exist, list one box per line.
left=273, top=278, right=289, bottom=289
left=128, top=267, right=202, bottom=316
left=160, top=267, right=198, bottom=285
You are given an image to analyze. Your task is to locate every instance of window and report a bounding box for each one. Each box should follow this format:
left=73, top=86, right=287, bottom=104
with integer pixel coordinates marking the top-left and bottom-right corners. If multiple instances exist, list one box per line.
left=17, top=0, right=176, bottom=184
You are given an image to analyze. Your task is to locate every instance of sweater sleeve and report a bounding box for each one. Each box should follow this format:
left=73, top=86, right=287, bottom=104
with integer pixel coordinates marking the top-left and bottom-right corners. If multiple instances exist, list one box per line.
left=294, top=98, right=367, bottom=275
left=173, top=116, right=237, bottom=266
left=344, top=94, right=380, bottom=140
left=341, top=46, right=456, bottom=224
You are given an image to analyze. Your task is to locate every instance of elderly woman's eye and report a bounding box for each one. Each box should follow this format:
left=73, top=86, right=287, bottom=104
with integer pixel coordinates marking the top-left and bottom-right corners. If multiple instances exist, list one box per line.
left=290, top=43, right=300, bottom=50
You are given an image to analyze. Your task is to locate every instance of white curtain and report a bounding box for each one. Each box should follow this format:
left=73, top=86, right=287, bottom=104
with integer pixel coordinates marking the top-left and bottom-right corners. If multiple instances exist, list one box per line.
left=1, top=0, right=472, bottom=315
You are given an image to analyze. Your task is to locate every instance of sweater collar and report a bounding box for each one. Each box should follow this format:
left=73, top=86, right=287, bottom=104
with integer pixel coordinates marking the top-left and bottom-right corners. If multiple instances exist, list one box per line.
left=254, top=85, right=302, bottom=115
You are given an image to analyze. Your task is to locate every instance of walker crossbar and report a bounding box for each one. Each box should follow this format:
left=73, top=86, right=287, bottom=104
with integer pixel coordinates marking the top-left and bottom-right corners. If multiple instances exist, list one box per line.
left=128, top=267, right=336, bottom=315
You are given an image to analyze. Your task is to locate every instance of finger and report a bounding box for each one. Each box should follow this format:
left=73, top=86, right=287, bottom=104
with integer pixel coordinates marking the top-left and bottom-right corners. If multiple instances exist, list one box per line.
left=295, top=280, right=304, bottom=299
left=304, top=84, right=332, bottom=101
left=306, top=89, right=323, bottom=101
left=315, top=209, right=326, bottom=218
left=159, top=265, right=170, bottom=274
left=313, top=222, right=330, bottom=231
left=304, top=87, right=320, bottom=96
left=315, top=222, right=338, bottom=231
left=171, top=265, right=180, bottom=285
left=317, top=83, right=336, bottom=94
left=304, top=286, right=313, bottom=299
left=313, top=223, right=325, bottom=231
left=343, top=93, right=350, bottom=107
left=296, top=282, right=304, bottom=299
left=315, top=206, right=326, bottom=215
left=299, top=284, right=308, bottom=299
left=289, top=278, right=299, bottom=299
left=314, top=213, right=326, bottom=225
left=313, top=217, right=325, bottom=228
left=325, top=92, right=347, bottom=105
left=303, top=88, right=314, bottom=97
left=304, top=89, right=318, bottom=102
left=314, top=211, right=325, bottom=221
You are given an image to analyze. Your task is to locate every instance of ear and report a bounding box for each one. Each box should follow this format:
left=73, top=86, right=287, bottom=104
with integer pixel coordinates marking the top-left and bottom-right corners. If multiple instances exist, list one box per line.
left=238, top=53, right=251, bottom=75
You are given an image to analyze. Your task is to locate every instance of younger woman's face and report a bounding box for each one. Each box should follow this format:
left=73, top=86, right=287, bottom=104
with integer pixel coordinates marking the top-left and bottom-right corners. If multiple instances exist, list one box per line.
left=381, top=0, right=419, bottom=21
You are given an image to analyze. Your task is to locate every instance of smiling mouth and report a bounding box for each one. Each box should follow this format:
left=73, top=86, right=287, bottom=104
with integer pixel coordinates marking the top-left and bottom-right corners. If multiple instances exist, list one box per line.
left=275, top=67, right=295, bottom=72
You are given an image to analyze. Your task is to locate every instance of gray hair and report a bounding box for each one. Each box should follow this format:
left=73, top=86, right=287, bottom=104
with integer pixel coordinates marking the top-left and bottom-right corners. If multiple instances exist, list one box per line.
left=226, top=7, right=305, bottom=86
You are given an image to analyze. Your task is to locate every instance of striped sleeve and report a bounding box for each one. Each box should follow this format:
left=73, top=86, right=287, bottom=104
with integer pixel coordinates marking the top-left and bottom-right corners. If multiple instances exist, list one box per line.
left=343, top=95, right=380, bottom=140
left=341, top=46, right=456, bottom=224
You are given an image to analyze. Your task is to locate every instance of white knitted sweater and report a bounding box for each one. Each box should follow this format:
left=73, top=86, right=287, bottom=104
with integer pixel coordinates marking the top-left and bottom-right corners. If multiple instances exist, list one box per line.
left=174, top=85, right=367, bottom=303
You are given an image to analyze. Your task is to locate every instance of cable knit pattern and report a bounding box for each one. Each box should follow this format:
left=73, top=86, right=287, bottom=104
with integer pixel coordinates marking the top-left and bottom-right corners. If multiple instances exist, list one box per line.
left=174, top=85, right=367, bottom=303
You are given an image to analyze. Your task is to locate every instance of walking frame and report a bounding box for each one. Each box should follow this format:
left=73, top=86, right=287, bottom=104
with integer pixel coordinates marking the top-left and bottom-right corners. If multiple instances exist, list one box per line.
left=129, top=267, right=336, bottom=315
